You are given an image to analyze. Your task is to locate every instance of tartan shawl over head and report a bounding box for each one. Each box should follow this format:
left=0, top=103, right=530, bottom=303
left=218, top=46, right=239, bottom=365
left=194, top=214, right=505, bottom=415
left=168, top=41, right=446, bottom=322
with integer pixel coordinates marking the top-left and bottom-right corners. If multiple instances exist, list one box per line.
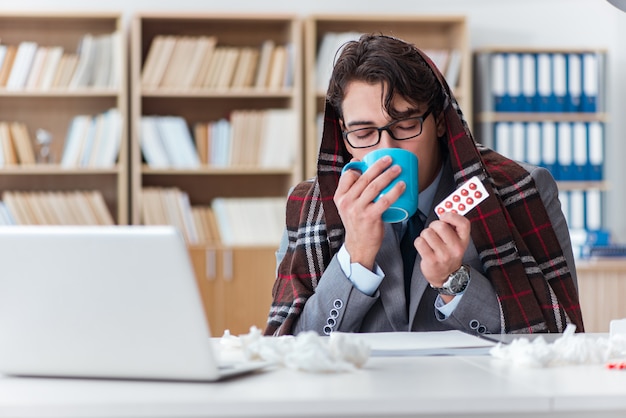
left=265, top=47, right=584, bottom=336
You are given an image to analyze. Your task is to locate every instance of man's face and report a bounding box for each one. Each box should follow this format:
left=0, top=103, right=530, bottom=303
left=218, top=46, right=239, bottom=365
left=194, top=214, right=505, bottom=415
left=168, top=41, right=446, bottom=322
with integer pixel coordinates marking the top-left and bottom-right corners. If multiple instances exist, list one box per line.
left=340, top=81, right=445, bottom=192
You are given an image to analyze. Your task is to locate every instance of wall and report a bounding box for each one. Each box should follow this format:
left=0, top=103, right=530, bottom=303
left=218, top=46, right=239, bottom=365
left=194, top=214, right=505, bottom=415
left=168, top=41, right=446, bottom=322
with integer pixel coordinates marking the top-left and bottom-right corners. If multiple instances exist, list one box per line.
left=2, top=0, right=626, bottom=241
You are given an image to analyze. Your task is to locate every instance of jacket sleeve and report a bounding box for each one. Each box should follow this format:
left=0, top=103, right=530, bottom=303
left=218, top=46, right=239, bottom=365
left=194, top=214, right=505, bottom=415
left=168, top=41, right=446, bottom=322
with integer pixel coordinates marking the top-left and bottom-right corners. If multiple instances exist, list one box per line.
left=292, top=255, right=381, bottom=335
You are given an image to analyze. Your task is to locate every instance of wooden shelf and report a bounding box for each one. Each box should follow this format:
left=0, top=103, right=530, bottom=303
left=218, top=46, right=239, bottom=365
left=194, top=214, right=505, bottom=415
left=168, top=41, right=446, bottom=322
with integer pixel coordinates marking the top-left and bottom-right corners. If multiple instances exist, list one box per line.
left=476, top=112, right=609, bottom=124
left=140, top=89, right=296, bottom=98
left=556, top=180, right=609, bottom=191
left=141, top=166, right=295, bottom=175
left=130, top=13, right=303, bottom=224
left=0, top=12, right=129, bottom=224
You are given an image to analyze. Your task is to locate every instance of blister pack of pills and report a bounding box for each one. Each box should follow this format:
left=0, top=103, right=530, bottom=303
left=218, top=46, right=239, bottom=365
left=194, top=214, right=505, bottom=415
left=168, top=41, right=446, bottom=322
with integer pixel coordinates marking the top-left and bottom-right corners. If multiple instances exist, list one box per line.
left=434, top=175, right=489, bottom=218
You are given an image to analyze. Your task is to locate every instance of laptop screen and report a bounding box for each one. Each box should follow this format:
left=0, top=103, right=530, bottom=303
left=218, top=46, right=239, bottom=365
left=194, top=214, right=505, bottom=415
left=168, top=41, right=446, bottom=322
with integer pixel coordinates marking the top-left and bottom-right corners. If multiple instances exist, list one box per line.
left=0, top=225, right=226, bottom=381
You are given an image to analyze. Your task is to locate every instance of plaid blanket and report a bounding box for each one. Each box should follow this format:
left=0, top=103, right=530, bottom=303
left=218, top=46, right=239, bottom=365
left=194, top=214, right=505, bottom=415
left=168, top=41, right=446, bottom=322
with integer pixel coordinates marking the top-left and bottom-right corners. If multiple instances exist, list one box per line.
left=265, top=47, right=584, bottom=336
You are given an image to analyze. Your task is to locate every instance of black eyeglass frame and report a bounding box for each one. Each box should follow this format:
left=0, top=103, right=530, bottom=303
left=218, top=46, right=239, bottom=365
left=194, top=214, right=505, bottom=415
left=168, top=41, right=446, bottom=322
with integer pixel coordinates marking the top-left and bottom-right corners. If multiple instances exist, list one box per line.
left=341, top=107, right=434, bottom=149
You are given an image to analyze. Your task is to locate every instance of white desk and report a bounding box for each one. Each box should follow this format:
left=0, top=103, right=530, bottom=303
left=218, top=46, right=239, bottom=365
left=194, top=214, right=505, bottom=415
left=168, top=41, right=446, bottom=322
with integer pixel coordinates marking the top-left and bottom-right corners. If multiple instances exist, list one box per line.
left=1, top=339, right=626, bottom=418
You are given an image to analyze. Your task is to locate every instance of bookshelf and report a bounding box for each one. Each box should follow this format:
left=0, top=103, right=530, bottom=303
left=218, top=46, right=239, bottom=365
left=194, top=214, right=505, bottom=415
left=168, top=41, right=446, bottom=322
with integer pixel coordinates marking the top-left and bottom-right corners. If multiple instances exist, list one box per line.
left=130, top=13, right=303, bottom=333
left=0, top=12, right=128, bottom=224
left=474, top=47, right=609, bottom=257
left=130, top=13, right=302, bottom=222
left=303, top=15, right=472, bottom=178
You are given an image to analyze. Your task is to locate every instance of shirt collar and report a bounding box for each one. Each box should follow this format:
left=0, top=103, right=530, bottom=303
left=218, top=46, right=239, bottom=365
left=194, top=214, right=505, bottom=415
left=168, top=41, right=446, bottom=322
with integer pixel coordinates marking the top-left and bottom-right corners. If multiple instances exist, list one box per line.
left=418, top=164, right=444, bottom=217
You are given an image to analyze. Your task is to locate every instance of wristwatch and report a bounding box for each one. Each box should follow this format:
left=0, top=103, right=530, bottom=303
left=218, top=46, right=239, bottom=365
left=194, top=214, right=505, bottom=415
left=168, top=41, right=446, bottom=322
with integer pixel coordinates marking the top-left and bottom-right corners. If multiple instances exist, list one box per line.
left=430, top=265, right=470, bottom=296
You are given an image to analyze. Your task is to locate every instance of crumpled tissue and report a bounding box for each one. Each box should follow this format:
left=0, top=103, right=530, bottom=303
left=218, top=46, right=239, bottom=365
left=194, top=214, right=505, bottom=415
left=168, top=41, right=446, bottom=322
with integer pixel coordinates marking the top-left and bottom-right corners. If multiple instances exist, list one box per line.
left=490, top=323, right=626, bottom=368
left=221, top=327, right=370, bottom=373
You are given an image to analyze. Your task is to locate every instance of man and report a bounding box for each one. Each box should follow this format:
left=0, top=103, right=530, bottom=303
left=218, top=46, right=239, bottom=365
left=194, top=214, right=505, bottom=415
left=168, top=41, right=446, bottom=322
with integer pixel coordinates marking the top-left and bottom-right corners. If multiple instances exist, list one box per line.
left=265, top=34, right=583, bottom=336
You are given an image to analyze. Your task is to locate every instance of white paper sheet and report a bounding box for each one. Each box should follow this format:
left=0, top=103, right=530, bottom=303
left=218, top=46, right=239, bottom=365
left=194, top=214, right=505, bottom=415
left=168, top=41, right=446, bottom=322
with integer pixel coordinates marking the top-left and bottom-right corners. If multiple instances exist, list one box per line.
left=341, top=330, right=496, bottom=357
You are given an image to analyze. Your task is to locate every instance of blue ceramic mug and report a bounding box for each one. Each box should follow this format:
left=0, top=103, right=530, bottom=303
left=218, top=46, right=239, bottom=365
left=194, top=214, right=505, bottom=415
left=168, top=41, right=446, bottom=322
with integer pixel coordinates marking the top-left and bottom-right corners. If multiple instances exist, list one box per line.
left=341, top=148, right=419, bottom=223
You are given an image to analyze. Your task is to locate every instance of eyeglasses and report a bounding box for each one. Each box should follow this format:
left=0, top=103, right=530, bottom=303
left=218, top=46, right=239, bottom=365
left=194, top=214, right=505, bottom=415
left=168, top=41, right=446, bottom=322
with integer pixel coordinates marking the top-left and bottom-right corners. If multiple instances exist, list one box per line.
left=342, top=107, right=433, bottom=149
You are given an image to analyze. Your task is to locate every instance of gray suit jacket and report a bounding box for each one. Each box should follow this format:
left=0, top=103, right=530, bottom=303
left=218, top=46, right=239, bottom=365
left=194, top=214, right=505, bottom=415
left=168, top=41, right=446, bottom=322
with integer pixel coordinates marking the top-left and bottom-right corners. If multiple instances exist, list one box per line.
left=283, top=163, right=577, bottom=336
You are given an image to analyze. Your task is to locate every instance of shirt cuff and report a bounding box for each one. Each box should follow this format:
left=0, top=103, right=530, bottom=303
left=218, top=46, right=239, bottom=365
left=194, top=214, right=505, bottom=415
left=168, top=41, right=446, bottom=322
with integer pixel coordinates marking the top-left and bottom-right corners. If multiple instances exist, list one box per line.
left=435, top=293, right=464, bottom=318
left=337, top=244, right=384, bottom=296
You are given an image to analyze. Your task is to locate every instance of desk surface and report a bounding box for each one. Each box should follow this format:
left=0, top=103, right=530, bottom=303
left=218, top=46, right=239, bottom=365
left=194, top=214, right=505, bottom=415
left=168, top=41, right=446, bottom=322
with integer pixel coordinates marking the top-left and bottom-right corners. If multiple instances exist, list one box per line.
left=1, top=337, right=626, bottom=418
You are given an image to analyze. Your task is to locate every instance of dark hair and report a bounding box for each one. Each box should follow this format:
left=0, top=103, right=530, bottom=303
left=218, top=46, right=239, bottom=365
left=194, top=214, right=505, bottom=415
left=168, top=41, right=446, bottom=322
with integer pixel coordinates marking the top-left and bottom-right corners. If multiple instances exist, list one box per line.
left=327, top=34, right=445, bottom=121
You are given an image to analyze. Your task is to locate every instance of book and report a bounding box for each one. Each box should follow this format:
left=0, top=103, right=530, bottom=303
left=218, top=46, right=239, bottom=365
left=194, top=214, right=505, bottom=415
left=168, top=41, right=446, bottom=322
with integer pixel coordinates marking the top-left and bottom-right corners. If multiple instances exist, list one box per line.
left=140, top=187, right=168, bottom=226
left=208, top=118, right=231, bottom=167
left=181, top=36, right=217, bottom=89
left=140, top=116, right=170, bottom=168
left=9, top=122, right=37, bottom=165
left=0, top=45, right=17, bottom=87
left=228, top=110, right=247, bottom=166
left=191, top=206, right=208, bottom=244
left=175, top=190, right=199, bottom=244
left=141, top=35, right=166, bottom=88
left=193, top=122, right=209, bottom=164
left=254, top=39, right=275, bottom=89
left=211, top=197, right=285, bottom=246
left=52, top=53, right=79, bottom=88
left=160, top=187, right=191, bottom=241
left=144, top=35, right=177, bottom=88
left=139, top=188, right=155, bottom=225
left=38, top=46, right=64, bottom=90
left=282, top=43, right=294, bottom=88
left=68, top=191, right=99, bottom=225
left=215, top=46, right=240, bottom=89
left=161, top=36, right=196, bottom=88
left=69, top=33, right=96, bottom=88
left=92, top=108, right=122, bottom=168
left=266, top=45, right=287, bottom=90
left=156, top=116, right=200, bottom=168
left=2, top=191, right=35, bottom=224
left=0, top=137, right=5, bottom=168
left=0, top=46, right=7, bottom=78
left=84, top=190, right=114, bottom=225
left=259, top=109, right=297, bottom=168
left=203, top=206, right=221, bottom=244
left=190, top=36, right=218, bottom=88
left=6, top=41, right=38, bottom=90
left=60, top=115, right=91, bottom=168
left=202, top=46, right=227, bottom=89
left=107, top=30, right=122, bottom=88
left=246, top=110, right=263, bottom=166
left=24, top=192, right=53, bottom=224
left=230, top=47, right=255, bottom=89
left=47, top=191, right=75, bottom=224
left=91, top=33, right=113, bottom=88
left=24, top=46, right=48, bottom=89
left=243, top=48, right=260, bottom=88
left=0, top=201, right=16, bottom=225
left=0, top=122, right=17, bottom=165
left=444, top=49, right=463, bottom=90
left=84, top=112, right=106, bottom=167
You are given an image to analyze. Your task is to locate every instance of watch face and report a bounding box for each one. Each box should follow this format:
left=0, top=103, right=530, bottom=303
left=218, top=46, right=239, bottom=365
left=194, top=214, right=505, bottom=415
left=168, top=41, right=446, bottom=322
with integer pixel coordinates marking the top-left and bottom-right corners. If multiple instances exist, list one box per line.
left=445, top=266, right=469, bottom=293
left=448, top=274, right=465, bottom=293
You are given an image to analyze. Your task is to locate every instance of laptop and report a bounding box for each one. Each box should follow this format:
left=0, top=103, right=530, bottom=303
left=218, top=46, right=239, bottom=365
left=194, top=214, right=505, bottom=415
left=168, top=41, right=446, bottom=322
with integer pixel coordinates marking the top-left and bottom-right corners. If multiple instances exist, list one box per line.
left=0, top=225, right=269, bottom=381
